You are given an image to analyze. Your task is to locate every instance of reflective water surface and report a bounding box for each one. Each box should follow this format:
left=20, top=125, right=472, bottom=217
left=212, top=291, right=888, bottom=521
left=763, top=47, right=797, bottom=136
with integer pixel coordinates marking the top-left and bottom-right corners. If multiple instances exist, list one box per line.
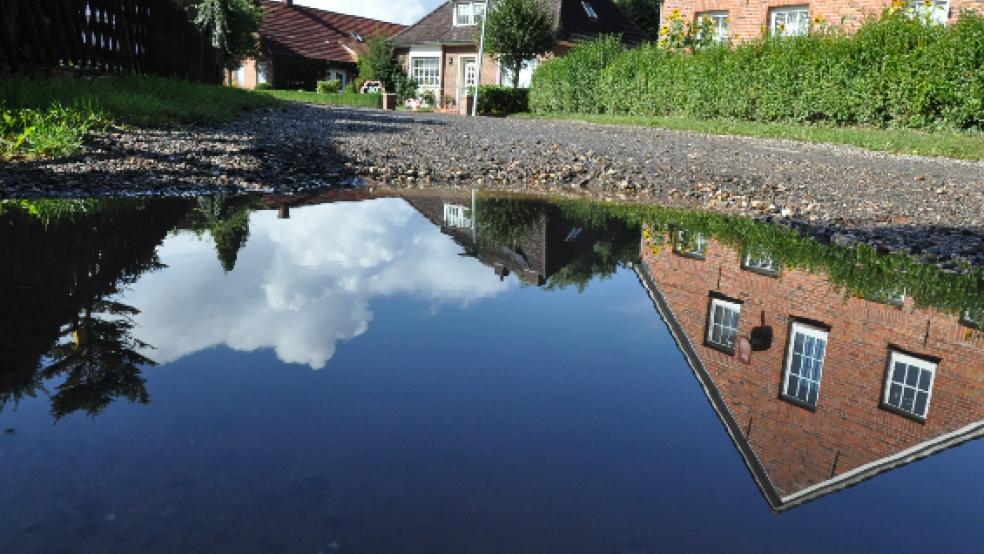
left=1, top=192, right=982, bottom=553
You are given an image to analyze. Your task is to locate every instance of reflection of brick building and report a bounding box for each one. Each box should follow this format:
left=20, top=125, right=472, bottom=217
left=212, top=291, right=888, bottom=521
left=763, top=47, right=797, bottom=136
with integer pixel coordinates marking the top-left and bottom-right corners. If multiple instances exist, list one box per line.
left=401, top=192, right=596, bottom=286
left=637, top=231, right=984, bottom=510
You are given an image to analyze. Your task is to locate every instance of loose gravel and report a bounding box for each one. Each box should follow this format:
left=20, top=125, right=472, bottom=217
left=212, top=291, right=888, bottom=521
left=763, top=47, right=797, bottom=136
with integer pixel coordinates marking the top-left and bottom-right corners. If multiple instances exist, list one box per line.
left=1, top=103, right=982, bottom=267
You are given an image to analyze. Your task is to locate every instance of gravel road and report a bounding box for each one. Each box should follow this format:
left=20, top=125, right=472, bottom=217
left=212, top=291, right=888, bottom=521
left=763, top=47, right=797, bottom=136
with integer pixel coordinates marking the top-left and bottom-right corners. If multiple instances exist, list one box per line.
left=1, top=103, right=982, bottom=266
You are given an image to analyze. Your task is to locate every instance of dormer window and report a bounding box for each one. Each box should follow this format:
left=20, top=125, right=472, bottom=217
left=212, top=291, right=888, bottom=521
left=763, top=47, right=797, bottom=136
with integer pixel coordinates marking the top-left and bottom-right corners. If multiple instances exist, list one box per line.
left=454, top=2, right=486, bottom=26
left=582, top=1, right=598, bottom=19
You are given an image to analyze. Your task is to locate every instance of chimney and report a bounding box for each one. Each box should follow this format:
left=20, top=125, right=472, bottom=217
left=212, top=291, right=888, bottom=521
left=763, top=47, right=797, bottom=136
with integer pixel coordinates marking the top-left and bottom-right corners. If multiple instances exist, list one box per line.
left=284, top=0, right=293, bottom=5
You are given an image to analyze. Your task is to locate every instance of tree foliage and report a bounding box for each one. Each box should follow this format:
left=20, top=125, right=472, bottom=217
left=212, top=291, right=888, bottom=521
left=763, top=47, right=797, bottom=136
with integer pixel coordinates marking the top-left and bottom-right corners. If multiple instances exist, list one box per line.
left=357, top=33, right=405, bottom=92
left=192, top=0, right=264, bottom=73
left=614, top=0, right=660, bottom=39
left=482, top=0, right=556, bottom=88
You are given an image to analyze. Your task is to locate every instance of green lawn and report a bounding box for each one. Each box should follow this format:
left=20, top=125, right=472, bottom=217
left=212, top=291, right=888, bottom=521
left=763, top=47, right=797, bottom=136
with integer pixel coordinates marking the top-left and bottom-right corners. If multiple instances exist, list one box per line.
left=1, top=75, right=277, bottom=161
left=257, top=89, right=382, bottom=109
left=513, top=113, right=984, bottom=161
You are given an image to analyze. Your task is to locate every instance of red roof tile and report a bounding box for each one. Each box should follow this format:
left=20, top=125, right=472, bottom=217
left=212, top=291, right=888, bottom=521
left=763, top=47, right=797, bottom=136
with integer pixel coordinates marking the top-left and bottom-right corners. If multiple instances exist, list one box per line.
left=260, top=1, right=406, bottom=63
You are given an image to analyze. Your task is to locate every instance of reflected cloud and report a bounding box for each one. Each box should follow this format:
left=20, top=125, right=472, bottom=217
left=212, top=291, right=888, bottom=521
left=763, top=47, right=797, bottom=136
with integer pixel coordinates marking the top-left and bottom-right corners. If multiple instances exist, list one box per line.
left=125, top=199, right=511, bottom=369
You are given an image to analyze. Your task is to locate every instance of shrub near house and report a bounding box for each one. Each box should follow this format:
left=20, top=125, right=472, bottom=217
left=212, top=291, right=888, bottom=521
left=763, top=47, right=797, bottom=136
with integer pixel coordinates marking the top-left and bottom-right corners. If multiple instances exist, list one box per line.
left=531, top=10, right=984, bottom=130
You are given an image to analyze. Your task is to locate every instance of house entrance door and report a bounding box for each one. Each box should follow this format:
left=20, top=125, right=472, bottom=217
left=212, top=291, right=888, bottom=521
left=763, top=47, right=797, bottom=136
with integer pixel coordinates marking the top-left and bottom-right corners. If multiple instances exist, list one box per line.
left=458, top=57, right=477, bottom=109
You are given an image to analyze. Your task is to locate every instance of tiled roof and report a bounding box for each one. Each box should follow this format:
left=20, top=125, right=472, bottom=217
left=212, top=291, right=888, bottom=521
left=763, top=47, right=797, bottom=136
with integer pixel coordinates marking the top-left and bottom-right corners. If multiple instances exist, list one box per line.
left=391, top=0, right=648, bottom=47
left=260, top=1, right=406, bottom=63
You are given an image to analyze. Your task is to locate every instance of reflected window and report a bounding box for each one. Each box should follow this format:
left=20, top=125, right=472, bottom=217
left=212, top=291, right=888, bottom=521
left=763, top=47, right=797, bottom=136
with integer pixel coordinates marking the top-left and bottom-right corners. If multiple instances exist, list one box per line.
left=959, top=309, right=981, bottom=330
left=742, top=251, right=779, bottom=276
left=674, top=230, right=708, bottom=260
left=781, top=322, right=827, bottom=408
left=883, top=351, right=936, bottom=420
left=707, top=297, right=741, bottom=353
left=582, top=1, right=598, bottom=19
left=443, top=203, right=472, bottom=229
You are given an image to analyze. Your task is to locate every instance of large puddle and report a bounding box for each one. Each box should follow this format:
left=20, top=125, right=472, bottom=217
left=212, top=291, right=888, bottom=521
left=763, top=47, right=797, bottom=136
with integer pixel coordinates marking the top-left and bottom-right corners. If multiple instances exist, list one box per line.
left=1, top=191, right=981, bottom=552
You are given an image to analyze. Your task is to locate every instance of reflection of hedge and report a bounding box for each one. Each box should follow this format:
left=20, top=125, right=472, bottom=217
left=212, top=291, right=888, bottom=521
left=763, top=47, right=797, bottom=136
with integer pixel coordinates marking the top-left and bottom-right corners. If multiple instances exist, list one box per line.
left=554, top=198, right=983, bottom=317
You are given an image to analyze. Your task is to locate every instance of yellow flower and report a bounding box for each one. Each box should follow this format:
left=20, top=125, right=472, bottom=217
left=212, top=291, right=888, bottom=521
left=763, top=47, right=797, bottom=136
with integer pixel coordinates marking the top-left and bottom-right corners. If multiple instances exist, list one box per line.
left=660, top=25, right=669, bottom=34
left=778, top=22, right=786, bottom=31
left=923, top=0, right=932, bottom=6
left=724, top=17, right=731, bottom=23
left=671, top=8, right=681, bottom=18
left=813, top=14, right=825, bottom=24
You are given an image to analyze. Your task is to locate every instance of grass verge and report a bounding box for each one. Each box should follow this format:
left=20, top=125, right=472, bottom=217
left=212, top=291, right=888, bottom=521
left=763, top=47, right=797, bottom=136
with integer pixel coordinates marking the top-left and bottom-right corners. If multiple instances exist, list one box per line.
left=512, top=113, right=984, bottom=161
left=1, top=75, right=277, bottom=161
left=258, top=89, right=382, bottom=109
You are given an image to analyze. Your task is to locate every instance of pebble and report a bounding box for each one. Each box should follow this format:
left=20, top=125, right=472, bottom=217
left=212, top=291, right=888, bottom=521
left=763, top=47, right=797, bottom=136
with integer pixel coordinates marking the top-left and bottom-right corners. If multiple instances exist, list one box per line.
left=0, top=104, right=981, bottom=268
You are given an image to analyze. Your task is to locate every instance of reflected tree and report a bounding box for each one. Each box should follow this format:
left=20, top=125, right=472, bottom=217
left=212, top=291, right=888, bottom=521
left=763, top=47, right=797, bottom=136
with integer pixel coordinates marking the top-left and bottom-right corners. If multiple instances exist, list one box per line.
left=43, top=300, right=155, bottom=419
left=194, top=195, right=254, bottom=272
left=0, top=198, right=188, bottom=418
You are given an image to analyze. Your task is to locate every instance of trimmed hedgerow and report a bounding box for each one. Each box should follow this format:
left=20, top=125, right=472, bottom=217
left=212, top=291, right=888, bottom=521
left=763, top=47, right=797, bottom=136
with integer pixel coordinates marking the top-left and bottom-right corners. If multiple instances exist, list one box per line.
left=476, top=85, right=530, bottom=116
left=530, top=11, right=984, bottom=130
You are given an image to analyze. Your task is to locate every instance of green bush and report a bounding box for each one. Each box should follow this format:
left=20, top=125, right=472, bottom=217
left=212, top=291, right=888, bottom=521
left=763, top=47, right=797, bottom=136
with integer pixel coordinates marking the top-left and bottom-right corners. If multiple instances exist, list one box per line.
left=316, top=80, right=342, bottom=94
left=531, top=11, right=984, bottom=130
left=254, top=83, right=273, bottom=91
left=530, top=35, right=624, bottom=114
left=477, top=85, right=530, bottom=115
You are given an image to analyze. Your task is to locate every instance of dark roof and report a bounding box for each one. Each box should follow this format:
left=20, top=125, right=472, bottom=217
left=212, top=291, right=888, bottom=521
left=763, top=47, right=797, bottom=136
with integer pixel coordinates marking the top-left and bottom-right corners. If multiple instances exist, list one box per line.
left=260, top=1, right=406, bottom=63
left=391, top=0, right=647, bottom=47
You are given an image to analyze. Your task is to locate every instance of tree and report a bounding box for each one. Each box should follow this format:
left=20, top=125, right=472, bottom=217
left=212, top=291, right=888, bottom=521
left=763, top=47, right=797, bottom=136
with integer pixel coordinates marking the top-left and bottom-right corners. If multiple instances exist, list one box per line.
left=356, top=33, right=404, bottom=92
left=614, top=0, right=660, bottom=39
left=192, top=0, right=264, bottom=78
left=482, top=0, right=556, bottom=89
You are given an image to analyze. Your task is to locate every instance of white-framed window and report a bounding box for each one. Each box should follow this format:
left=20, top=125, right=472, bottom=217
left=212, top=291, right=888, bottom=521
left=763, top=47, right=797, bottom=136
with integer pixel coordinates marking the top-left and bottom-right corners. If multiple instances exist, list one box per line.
left=454, top=2, right=486, bottom=26
left=883, top=351, right=937, bottom=419
left=781, top=322, right=828, bottom=407
left=907, top=0, right=949, bottom=25
left=742, top=251, right=779, bottom=275
left=769, top=6, right=810, bottom=37
left=411, top=57, right=440, bottom=88
left=443, top=203, right=472, bottom=229
left=582, top=1, right=598, bottom=19
left=674, top=229, right=708, bottom=259
left=235, top=65, right=246, bottom=86
left=696, top=11, right=730, bottom=44
left=707, top=297, right=741, bottom=351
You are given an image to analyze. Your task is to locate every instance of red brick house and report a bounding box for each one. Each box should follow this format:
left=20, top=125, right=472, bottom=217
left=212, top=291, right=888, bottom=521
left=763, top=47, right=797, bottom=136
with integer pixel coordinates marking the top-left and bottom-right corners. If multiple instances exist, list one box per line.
left=661, top=0, right=984, bottom=44
left=637, top=230, right=983, bottom=509
left=390, top=0, right=647, bottom=111
left=231, top=0, right=405, bottom=90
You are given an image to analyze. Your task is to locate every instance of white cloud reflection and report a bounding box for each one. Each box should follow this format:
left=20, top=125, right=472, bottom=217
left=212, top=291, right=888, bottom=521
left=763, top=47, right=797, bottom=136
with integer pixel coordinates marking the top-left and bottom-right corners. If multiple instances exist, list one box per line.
left=124, top=199, right=510, bottom=369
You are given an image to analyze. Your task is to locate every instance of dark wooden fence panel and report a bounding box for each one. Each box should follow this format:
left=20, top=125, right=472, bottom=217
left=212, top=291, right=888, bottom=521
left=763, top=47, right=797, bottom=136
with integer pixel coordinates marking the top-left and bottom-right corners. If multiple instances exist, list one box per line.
left=0, top=0, right=222, bottom=83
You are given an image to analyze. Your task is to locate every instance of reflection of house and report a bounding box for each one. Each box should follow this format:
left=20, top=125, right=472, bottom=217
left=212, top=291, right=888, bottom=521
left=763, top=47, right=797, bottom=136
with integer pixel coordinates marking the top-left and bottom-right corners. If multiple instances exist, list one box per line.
left=637, top=231, right=984, bottom=510
left=231, top=0, right=405, bottom=90
left=401, top=192, right=598, bottom=286
left=391, top=0, right=646, bottom=111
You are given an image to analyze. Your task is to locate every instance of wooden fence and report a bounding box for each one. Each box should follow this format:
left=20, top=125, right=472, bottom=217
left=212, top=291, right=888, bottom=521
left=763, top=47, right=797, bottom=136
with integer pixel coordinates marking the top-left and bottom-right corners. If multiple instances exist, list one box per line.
left=0, top=0, right=222, bottom=83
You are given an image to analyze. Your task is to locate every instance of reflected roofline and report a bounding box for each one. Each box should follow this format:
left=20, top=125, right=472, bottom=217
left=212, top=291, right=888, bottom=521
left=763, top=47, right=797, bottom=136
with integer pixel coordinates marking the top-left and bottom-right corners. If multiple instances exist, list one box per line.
left=633, top=263, right=984, bottom=513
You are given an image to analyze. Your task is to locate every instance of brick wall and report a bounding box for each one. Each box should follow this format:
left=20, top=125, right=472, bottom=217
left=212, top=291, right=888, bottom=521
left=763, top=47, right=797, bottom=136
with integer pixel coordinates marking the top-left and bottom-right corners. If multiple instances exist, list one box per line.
left=641, top=231, right=984, bottom=500
left=660, top=0, right=984, bottom=43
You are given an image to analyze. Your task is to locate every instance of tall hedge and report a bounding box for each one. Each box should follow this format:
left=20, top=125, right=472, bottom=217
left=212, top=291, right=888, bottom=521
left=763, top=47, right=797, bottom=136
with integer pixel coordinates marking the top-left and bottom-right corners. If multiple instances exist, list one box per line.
left=530, top=12, right=984, bottom=129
